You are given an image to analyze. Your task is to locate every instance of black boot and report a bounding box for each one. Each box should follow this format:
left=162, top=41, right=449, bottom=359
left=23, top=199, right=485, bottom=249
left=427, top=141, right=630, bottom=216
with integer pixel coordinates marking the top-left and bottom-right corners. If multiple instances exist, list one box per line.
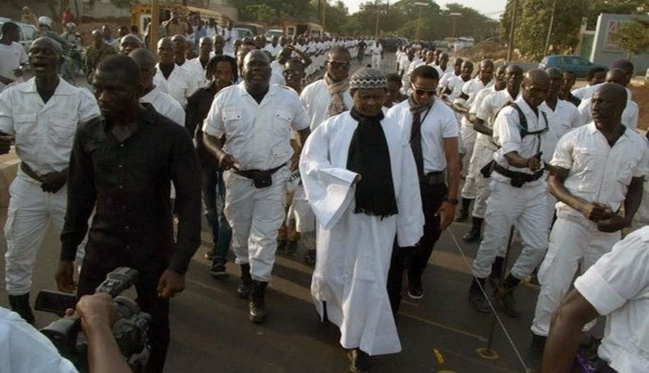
left=488, top=256, right=505, bottom=288
left=455, top=198, right=472, bottom=222
left=525, top=334, right=547, bottom=369
left=286, top=240, right=298, bottom=256
left=467, top=278, right=490, bottom=313
left=348, top=348, right=370, bottom=372
left=462, top=216, right=483, bottom=242
left=8, top=293, right=35, bottom=325
left=249, top=280, right=268, bottom=323
left=496, top=274, right=522, bottom=318
left=237, top=264, right=252, bottom=299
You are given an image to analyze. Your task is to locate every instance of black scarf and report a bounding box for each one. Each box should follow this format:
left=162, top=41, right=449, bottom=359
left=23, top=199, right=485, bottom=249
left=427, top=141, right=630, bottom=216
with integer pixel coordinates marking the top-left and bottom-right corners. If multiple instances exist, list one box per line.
left=347, top=107, right=398, bottom=218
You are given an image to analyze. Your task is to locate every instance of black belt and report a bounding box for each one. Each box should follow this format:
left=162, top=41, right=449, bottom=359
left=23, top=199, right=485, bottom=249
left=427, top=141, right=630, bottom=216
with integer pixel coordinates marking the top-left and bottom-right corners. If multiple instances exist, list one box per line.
left=421, top=170, right=446, bottom=186
left=234, top=164, right=285, bottom=179
left=493, top=163, right=544, bottom=187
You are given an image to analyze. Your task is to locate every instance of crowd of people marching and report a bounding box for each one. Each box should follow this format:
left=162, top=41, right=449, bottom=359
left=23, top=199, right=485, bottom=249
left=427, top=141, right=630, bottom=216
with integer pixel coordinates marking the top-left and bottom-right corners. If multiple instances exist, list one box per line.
left=0, top=9, right=648, bottom=373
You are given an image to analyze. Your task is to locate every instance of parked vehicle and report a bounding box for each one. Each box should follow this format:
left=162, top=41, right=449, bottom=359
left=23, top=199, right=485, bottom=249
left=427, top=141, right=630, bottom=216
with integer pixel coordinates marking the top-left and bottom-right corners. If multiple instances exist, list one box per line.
left=0, top=17, right=38, bottom=53
left=538, top=55, right=607, bottom=78
left=265, top=29, right=284, bottom=40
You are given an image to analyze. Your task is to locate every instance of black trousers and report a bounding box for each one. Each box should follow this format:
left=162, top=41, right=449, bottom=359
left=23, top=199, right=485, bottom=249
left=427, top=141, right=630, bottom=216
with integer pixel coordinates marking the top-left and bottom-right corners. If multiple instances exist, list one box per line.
left=78, top=261, right=170, bottom=373
left=387, top=181, right=447, bottom=311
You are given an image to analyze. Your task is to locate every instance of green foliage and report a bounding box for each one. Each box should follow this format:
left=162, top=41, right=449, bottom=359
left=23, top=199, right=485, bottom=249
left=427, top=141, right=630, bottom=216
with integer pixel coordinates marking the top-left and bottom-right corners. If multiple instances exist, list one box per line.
left=500, top=0, right=589, bottom=61
left=586, top=0, right=649, bottom=28
left=611, top=18, right=649, bottom=57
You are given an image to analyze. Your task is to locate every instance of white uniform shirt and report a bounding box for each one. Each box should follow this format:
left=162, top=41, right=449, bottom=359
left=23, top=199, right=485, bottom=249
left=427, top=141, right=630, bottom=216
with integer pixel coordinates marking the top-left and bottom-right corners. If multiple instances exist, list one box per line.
left=493, top=97, right=549, bottom=177
left=184, top=57, right=208, bottom=88
left=387, top=98, right=459, bottom=173
left=454, top=78, right=489, bottom=129
left=0, top=307, right=78, bottom=373
left=264, top=44, right=281, bottom=58
left=445, top=75, right=471, bottom=101
left=205, top=25, right=222, bottom=38
left=270, top=70, right=286, bottom=86
left=300, top=79, right=353, bottom=132
left=475, top=88, right=519, bottom=151
left=153, top=63, right=198, bottom=108
left=539, top=99, right=581, bottom=164
left=0, top=78, right=99, bottom=175
left=223, top=29, right=238, bottom=55
left=551, top=122, right=649, bottom=218
left=577, top=97, right=639, bottom=131
left=270, top=60, right=284, bottom=77
left=0, top=41, right=28, bottom=91
left=140, top=86, right=186, bottom=127
left=370, top=43, right=383, bottom=56
left=439, top=71, right=458, bottom=90
left=574, top=227, right=649, bottom=373
left=571, top=84, right=597, bottom=100
left=203, top=82, right=309, bottom=170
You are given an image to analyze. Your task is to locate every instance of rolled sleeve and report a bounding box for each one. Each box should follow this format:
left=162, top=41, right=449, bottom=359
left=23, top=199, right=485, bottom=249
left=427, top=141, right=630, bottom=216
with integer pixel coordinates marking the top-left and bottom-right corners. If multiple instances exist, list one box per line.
left=77, top=89, right=100, bottom=122
left=443, top=113, right=459, bottom=138
left=550, top=133, right=574, bottom=170
left=634, top=144, right=649, bottom=178
left=493, top=109, right=521, bottom=154
left=202, top=94, right=224, bottom=138
left=290, top=95, right=310, bottom=131
left=0, top=89, right=15, bottom=135
left=475, top=96, right=492, bottom=121
left=574, top=230, right=649, bottom=315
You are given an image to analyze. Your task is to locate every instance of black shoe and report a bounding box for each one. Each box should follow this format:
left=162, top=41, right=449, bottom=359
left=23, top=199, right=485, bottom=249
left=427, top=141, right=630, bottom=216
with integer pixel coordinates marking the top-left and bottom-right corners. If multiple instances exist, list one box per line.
left=455, top=198, right=473, bottom=222
left=348, top=348, right=370, bottom=372
left=277, top=239, right=287, bottom=252
left=488, top=256, right=505, bottom=288
left=500, top=291, right=521, bottom=318
left=526, top=334, right=547, bottom=369
left=468, top=279, right=490, bottom=313
left=8, top=293, right=35, bottom=325
left=210, top=264, right=228, bottom=278
left=237, top=264, right=252, bottom=299
left=286, top=240, right=298, bottom=256
left=304, top=249, right=316, bottom=265
left=249, top=280, right=268, bottom=323
left=407, top=275, right=423, bottom=300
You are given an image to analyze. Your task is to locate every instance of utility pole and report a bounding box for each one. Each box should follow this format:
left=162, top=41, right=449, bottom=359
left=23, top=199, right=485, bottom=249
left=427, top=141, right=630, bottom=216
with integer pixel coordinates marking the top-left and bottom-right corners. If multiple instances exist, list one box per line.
left=506, top=0, right=519, bottom=62
left=414, top=2, right=428, bottom=41
left=375, top=0, right=381, bottom=37
left=149, top=0, right=160, bottom=52
left=322, top=0, right=327, bottom=35
left=544, top=0, right=558, bottom=56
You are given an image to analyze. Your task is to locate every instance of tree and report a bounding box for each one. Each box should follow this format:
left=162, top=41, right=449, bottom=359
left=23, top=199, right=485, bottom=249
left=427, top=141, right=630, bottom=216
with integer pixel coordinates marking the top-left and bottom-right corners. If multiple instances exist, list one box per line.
left=611, top=18, right=649, bottom=58
left=500, top=0, right=589, bottom=61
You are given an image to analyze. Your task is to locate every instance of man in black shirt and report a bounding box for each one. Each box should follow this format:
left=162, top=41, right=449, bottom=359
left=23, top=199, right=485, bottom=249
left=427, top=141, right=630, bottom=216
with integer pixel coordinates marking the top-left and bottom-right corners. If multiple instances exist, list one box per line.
left=186, top=55, right=237, bottom=277
left=55, top=55, right=202, bottom=373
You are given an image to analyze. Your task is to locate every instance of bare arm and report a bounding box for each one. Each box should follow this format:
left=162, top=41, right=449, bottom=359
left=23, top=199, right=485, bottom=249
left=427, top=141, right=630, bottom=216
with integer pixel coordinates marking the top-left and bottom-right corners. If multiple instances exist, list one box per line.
left=503, top=150, right=541, bottom=170
left=437, top=137, right=460, bottom=230
left=77, top=294, right=133, bottom=373
left=472, top=118, right=492, bottom=136
left=541, top=290, right=599, bottom=373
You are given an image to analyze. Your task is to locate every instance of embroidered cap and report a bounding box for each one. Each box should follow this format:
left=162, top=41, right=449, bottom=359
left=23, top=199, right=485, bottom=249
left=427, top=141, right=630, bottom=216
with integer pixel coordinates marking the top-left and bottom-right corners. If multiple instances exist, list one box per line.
left=349, top=68, right=387, bottom=90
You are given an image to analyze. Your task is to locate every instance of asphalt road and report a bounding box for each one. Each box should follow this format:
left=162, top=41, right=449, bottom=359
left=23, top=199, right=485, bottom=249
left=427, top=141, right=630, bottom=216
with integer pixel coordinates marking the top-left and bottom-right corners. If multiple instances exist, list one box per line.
left=0, top=53, right=592, bottom=373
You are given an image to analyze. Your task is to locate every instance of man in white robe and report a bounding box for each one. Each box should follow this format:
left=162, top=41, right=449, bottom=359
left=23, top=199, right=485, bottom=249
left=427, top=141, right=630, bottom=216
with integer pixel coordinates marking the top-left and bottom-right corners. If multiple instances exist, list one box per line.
left=300, top=68, right=423, bottom=372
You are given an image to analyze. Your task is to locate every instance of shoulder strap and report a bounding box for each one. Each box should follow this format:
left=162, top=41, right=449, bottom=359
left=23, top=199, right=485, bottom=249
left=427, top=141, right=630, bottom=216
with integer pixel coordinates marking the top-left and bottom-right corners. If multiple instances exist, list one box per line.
left=508, top=102, right=528, bottom=137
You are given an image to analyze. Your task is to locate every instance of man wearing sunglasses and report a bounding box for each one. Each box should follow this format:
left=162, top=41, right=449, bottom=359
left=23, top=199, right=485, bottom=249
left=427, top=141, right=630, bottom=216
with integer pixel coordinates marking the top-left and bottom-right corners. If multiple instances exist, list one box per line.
left=468, top=69, right=552, bottom=318
left=386, top=65, right=461, bottom=308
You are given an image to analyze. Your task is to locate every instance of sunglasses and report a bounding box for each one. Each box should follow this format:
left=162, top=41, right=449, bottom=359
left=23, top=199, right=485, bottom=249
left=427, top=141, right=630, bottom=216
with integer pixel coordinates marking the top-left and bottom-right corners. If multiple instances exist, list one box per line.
left=327, top=61, right=350, bottom=70
left=412, top=87, right=436, bottom=96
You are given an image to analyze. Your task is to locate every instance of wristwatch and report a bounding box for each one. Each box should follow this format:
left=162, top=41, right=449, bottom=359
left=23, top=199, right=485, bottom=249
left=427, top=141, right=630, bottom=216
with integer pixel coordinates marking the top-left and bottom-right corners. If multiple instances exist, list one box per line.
left=444, top=198, right=459, bottom=205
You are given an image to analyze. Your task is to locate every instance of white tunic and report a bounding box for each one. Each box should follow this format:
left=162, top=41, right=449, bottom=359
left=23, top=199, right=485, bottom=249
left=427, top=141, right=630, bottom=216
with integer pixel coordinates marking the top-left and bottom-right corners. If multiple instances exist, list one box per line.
left=300, top=111, right=424, bottom=355
left=538, top=99, right=581, bottom=164
left=574, top=227, right=649, bottom=373
left=300, top=79, right=353, bottom=131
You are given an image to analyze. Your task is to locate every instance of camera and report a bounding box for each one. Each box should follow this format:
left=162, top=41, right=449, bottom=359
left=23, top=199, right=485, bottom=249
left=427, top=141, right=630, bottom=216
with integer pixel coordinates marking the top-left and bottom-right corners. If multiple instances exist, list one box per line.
left=35, top=267, right=151, bottom=373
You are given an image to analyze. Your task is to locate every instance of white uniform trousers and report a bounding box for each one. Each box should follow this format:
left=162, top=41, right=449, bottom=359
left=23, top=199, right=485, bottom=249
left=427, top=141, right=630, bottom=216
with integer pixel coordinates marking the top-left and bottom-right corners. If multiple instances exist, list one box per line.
left=472, top=179, right=549, bottom=279
left=460, top=125, right=477, bottom=177
left=371, top=55, right=382, bottom=70
left=4, top=172, right=67, bottom=295
left=531, top=216, right=620, bottom=336
left=461, top=141, right=495, bottom=212
left=223, top=167, right=289, bottom=282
